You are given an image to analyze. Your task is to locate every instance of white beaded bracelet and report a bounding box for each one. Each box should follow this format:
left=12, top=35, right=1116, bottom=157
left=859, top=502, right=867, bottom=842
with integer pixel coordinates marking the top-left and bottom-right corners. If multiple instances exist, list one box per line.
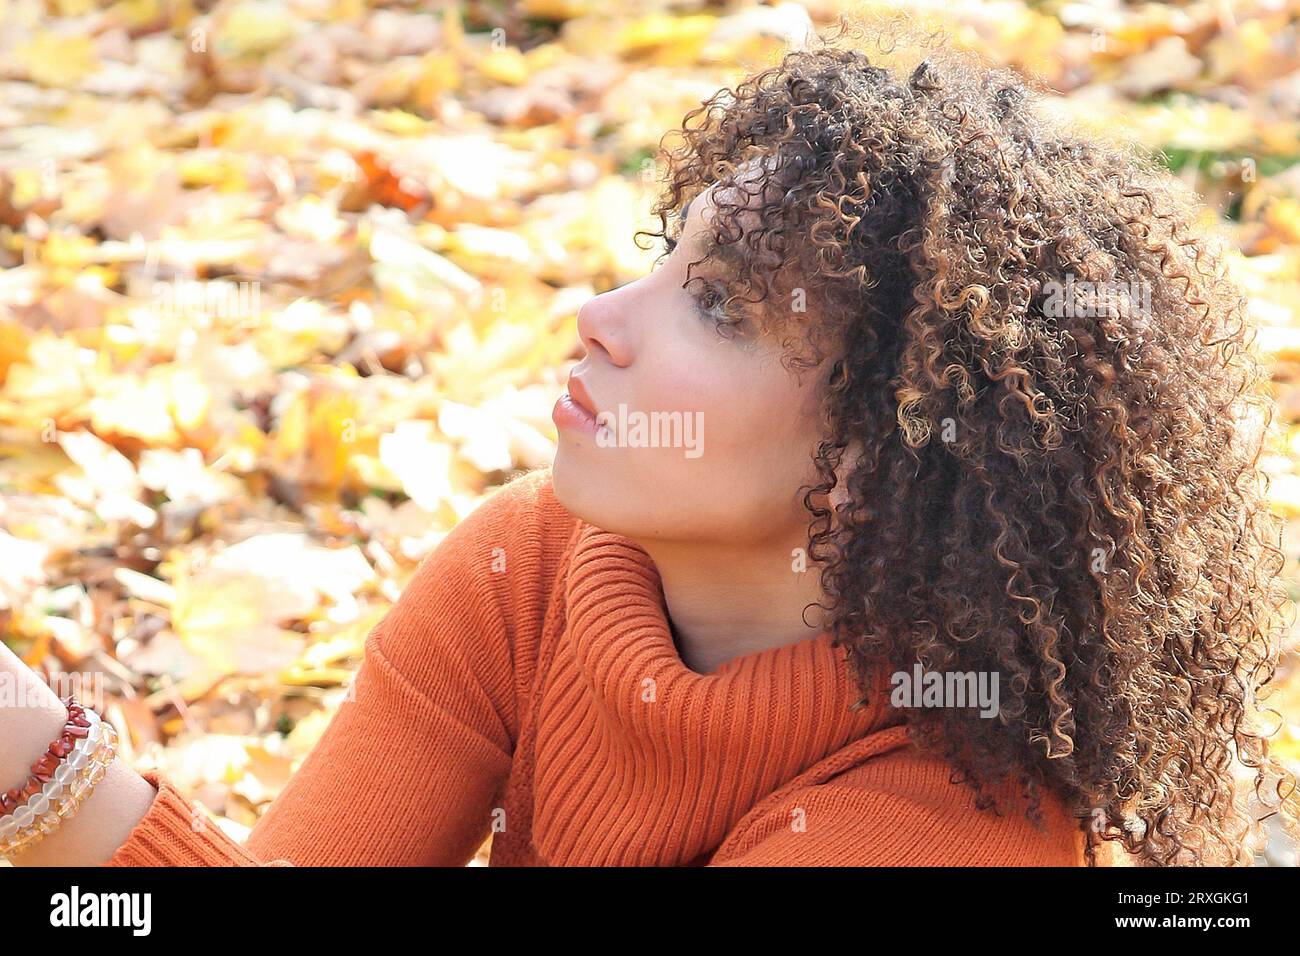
left=0, top=708, right=118, bottom=859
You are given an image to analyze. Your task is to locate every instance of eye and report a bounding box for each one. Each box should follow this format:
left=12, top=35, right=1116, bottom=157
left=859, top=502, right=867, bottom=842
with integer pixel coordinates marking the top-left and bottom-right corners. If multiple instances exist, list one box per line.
left=695, top=284, right=722, bottom=315
left=690, top=280, right=755, bottom=343
left=691, top=281, right=734, bottom=329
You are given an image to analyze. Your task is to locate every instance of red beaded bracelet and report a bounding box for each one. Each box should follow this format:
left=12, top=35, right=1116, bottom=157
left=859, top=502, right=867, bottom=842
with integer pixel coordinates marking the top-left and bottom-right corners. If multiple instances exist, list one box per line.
left=0, top=696, right=92, bottom=816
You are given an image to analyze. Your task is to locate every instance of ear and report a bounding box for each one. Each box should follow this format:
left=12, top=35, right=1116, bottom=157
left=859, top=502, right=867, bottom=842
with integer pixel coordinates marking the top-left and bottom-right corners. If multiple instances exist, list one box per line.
left=827, top=440, right=864, bottom=515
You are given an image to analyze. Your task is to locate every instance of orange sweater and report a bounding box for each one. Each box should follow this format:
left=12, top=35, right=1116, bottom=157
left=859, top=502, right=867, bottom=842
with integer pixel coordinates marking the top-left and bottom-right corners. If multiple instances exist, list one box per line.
left=105, top=466, right=1086, bottom=866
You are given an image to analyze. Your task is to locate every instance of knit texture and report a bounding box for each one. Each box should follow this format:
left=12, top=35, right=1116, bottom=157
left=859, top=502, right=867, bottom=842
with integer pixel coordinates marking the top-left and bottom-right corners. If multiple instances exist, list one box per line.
left=105, top=466, right=1088, bottom=866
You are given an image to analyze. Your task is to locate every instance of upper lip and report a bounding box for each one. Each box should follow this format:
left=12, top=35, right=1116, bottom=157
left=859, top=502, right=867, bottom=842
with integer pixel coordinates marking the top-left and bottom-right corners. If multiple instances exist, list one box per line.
left=566, top=374, right=599, bottom=417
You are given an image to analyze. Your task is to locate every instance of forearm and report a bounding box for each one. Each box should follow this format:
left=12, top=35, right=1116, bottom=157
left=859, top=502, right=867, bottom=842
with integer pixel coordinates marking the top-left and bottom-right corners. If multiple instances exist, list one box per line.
left=1, top=643, right=158, bottom=866
left=3, top=498, right=521, bottom=867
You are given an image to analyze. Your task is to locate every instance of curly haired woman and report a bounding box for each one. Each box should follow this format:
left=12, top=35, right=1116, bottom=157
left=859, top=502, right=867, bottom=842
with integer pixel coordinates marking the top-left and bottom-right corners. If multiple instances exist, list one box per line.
left=4, top=19, right=1297, bottom=868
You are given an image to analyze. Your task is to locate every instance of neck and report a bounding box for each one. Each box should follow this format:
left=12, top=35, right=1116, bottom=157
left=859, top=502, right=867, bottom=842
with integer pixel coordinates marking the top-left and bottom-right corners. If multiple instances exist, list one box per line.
left=638, top=532, right=827, bottom=675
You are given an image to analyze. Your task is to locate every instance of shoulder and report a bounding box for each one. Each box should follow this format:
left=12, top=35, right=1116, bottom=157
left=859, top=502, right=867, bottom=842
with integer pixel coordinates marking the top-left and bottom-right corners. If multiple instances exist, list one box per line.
left=464, top=465, right=573, bottom=544
left=369, top=466, right=579, bottom=714
left=401, top=465, right=577, bottom=614
left=711, top=737, right=1085, bottom=867
left=424, top=465, right=579, bottom=609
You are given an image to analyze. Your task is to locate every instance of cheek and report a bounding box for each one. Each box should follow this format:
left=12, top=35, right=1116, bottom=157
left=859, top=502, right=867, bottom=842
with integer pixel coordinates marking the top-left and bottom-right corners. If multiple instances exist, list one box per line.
left=732, top=388, right=822, bottom=486
left=666, top=351, right=821, bottom=482
left=721, top=355, right=814, bottom=439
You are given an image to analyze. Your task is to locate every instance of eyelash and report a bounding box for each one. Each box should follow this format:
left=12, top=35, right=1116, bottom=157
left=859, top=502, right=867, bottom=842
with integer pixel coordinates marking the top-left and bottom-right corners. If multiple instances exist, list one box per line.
left=658, top=234, right=734, bottom=330
left=693, top=285, right=739, bottom=338
left=694, top=284, right=723, bottom=316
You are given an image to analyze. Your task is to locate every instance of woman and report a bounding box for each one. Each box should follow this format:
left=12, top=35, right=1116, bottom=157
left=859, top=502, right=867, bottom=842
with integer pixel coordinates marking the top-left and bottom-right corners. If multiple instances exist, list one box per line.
left=4, top=22, right=1297, bottom=867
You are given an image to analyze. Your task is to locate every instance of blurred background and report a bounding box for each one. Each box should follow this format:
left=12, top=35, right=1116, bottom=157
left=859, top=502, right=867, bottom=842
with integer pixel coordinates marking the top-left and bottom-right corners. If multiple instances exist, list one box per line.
left=0, top=0, right=1297, bottom=866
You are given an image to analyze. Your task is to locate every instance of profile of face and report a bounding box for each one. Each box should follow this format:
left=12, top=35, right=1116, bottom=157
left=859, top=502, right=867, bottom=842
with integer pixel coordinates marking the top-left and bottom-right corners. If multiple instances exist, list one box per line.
left=550, top=168, right=834, bottom=549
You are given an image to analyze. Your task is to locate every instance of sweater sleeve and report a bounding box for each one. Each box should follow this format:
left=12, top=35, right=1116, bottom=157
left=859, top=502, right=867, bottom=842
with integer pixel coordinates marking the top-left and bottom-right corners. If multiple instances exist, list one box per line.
left=707, top=738, right=1086, bottom=867
left=104, top=469, right=562, bottom=867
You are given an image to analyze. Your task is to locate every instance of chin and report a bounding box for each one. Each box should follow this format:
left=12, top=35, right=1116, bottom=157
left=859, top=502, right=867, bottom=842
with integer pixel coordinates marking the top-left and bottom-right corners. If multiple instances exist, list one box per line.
left=551, top=446, right=667, bottom=539
left=550, top=444, right=611, bottom=529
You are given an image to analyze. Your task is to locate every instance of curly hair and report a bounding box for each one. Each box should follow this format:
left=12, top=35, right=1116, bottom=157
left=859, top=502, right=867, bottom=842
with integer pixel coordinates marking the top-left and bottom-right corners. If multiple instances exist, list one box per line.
left=635, top=16, right=1300, bottom=866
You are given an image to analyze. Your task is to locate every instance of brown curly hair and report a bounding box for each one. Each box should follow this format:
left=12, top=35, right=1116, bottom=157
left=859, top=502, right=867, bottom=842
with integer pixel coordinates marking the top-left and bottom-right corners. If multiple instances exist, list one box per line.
left=635, top=16, right=1300, bottom=866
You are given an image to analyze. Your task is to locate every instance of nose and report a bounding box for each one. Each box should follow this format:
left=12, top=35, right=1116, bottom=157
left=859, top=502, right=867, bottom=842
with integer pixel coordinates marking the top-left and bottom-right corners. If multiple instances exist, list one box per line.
left=575, top=287, right=634, bottom=367
left=577, top=287, right=631, bottom=366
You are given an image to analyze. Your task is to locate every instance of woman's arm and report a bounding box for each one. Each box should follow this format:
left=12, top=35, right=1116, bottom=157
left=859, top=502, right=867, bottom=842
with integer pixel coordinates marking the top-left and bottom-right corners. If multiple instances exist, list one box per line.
left=2, top=475, right=533, bottom=867
left=0, top=643, right=162, bottom=866
left=2, top=601, right=512, bottom=867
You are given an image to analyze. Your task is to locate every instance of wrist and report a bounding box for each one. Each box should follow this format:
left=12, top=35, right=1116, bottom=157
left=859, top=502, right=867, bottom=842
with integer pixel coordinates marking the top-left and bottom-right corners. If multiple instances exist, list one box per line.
left=2, top=647, right=158, bottom=865
left=7, top=752, right=158, bottom=866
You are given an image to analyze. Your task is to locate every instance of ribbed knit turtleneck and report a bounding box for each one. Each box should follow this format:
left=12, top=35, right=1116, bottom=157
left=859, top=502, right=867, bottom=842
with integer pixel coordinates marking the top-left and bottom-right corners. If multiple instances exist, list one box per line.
left=525, top=522, right=897, bottom=866
left=105, top=466, right=1087, bottom=867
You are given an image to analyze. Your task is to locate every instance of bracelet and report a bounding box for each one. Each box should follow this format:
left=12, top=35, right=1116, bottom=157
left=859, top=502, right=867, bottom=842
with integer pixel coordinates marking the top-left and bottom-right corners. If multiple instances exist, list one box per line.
left=2, top=696, right=94, bottom=815
left=0, top=707, right=117, bottom=858
left=0, top=722, right=117, bottom=858
left=0, top=698, right=119, bottom=860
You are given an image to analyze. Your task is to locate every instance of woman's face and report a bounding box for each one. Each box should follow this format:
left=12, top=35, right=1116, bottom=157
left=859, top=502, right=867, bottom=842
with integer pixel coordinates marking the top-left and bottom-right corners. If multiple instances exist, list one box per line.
left=551, top=177, right=831, bottom=547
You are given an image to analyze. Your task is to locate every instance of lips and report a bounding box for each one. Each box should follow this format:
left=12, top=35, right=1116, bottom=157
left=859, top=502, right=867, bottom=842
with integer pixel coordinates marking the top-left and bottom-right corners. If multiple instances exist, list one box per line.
left=566, top=375, right=599, bottom=418
left=553, top=374, right=602, bottom=436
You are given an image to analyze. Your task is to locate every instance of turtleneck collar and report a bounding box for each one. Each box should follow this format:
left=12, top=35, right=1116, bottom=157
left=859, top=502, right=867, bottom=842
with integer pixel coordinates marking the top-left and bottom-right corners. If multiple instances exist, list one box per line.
left=528, top=519, right=901, bottom=866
